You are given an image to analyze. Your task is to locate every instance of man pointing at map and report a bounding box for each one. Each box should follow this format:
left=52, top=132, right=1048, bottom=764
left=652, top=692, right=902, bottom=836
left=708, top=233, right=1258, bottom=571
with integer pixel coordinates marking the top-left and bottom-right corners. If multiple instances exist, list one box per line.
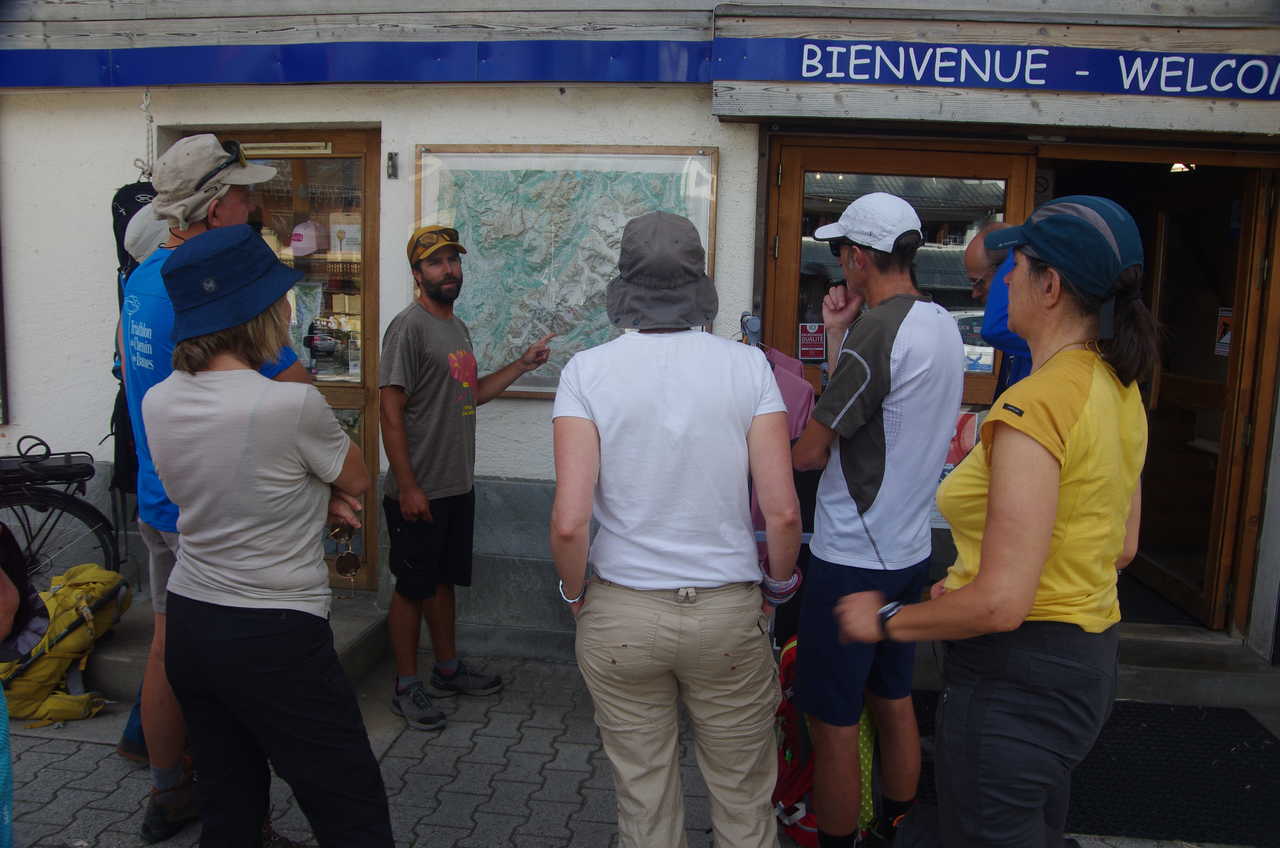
left=381, top=225, right=553, bottom=730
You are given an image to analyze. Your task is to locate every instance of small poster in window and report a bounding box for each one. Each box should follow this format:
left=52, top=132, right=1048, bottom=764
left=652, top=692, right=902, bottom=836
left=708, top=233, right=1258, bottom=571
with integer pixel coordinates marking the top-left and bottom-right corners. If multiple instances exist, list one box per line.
left=931, top=409, right=984, bottom=529
left=1215, top=307, right=1232, bottom=357
left=328, top=212, right=362, bottom=261
left=798, top=323, right=825, bottom=361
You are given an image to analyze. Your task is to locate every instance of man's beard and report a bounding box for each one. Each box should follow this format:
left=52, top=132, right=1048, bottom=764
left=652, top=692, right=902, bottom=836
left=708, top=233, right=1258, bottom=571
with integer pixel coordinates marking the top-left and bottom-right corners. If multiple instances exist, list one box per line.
left=424, top=275, right=462, bottom=304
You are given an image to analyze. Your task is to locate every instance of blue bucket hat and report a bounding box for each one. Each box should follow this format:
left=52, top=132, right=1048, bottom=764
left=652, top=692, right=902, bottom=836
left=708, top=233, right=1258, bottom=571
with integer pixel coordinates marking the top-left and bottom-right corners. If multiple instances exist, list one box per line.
left=161, top=224, right=303, bottom=343
left=985, top=195, right=1143, bottom=300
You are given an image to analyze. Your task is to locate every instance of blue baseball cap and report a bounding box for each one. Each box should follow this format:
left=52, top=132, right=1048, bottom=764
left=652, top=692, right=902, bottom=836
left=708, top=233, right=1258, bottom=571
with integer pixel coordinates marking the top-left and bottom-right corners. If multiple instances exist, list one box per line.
left=986, top=195, right=1143, bottom=300
left=162, top=224, right=303, bottom=343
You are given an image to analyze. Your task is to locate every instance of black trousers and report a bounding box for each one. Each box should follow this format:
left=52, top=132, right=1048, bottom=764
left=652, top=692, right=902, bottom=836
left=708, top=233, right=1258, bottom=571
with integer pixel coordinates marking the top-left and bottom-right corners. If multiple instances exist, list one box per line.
left=932, top=621, right=1119, bottom=848
left=166, top=593, right=393, bottom=848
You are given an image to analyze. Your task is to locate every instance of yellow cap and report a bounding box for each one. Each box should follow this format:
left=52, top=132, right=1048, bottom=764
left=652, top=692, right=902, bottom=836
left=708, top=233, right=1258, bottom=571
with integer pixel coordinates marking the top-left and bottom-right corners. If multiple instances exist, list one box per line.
left=407, top=225, right=467, bottom=267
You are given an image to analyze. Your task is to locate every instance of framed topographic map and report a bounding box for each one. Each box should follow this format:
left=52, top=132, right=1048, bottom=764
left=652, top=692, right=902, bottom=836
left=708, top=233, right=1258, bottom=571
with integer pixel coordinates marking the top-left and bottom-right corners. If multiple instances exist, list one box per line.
left=416, top=145, right=718, bottom=396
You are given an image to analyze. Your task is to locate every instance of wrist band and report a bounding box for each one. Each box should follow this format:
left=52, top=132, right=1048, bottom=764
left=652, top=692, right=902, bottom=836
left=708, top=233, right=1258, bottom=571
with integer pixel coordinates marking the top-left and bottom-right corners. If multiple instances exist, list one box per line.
left=762, top=571, right=800, bottom=593
left=558, top=578, right=586, bottom=604
left=762, top=569, right=803, bottom=606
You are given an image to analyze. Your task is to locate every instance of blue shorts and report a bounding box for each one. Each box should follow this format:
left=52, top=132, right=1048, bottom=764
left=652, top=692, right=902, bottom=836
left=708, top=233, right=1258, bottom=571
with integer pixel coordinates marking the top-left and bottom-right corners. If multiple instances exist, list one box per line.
left=793, top=553, right=930, bottom=726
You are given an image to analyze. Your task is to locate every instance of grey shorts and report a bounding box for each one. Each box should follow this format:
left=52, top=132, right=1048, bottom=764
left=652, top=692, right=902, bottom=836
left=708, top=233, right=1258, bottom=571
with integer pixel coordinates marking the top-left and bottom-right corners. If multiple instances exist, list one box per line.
left=139, top=521, right=179, bottom=615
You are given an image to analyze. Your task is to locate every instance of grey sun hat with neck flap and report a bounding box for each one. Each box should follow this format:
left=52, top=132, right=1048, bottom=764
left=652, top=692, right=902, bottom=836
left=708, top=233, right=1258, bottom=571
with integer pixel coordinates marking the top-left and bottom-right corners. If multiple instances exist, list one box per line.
left=152, top=134, right=276, bottom=230
left=606, top=211, right=718, bottom=330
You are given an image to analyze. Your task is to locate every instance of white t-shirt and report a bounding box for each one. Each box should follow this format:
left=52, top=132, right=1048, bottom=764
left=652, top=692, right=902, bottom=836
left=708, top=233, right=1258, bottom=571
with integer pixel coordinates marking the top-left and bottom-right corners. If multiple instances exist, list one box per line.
left=810, top=295, right=964, bottom=570
left=143, top=369, right=351, bottom=618
left=552, top=330, right=786, bottom=590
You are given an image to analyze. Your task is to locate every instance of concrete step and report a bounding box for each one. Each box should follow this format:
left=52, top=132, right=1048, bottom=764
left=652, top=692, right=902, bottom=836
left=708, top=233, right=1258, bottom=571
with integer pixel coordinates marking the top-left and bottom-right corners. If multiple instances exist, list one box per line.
left=83, top=592, right=388, bottom=704
left=911, top=622, right=1280, bottom=710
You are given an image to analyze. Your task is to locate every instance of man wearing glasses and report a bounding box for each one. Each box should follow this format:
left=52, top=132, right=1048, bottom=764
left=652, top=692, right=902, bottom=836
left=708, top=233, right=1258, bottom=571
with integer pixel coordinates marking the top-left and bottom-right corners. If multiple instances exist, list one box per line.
left=964, top=221, right=1032, bottom=394
left=380, top=226, right=552, bottom=731
left=120, top=133, right=310, bottom=844
left=790, top=192, right=963, bottom=847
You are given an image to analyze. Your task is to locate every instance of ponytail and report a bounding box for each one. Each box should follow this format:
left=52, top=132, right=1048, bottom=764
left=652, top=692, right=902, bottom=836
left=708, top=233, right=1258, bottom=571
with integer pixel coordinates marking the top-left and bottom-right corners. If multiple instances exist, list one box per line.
left=1028, top=258, right=1160, bottom=386
left=1097, top=266, right=1159, bottom=387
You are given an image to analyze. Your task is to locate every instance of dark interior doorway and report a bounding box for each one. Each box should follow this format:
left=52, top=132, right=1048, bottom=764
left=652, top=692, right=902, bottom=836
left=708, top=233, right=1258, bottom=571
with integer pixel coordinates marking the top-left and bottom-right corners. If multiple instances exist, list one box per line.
left=1040, top=159, right=1246, bottom=627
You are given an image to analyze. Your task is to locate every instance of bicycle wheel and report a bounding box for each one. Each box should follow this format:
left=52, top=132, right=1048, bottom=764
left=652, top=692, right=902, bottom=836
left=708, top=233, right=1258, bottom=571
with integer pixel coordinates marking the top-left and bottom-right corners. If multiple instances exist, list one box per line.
left=0, top=487, right=118, bottom=592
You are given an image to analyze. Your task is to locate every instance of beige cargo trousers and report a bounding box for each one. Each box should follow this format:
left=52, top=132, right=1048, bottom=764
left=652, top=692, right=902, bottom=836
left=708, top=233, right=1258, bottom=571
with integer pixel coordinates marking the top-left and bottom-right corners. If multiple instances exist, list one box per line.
left=575, top=579, right=782, bottom=848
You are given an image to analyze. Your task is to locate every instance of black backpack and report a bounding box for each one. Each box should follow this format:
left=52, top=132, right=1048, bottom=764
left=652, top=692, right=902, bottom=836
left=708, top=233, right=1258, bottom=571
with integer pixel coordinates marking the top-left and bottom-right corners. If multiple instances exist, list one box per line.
left=107, top=181, right=155, bottom=494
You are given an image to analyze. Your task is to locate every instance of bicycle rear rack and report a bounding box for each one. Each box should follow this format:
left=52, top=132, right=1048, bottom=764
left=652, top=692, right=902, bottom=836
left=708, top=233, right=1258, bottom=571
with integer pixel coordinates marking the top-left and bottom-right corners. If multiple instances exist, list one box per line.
left=0, top=436, right=96, bottom=487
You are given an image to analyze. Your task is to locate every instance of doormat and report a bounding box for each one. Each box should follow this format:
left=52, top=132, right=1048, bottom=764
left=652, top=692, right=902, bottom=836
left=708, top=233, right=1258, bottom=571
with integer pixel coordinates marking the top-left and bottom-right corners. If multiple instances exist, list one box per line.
left=913, top=693, right=1279, bottom=846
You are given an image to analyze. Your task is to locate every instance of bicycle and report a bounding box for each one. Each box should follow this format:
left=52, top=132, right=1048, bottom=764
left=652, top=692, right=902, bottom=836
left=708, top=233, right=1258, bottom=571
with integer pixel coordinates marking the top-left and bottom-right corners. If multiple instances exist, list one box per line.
left=0, top=435, right=118, bottom=592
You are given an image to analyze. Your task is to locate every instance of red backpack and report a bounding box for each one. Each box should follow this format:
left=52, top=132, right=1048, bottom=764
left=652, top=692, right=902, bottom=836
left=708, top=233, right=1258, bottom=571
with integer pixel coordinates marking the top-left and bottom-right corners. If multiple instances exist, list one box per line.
left=773, top=636, right=879, bottom=845
left=773, top=636, right=819, bottom=846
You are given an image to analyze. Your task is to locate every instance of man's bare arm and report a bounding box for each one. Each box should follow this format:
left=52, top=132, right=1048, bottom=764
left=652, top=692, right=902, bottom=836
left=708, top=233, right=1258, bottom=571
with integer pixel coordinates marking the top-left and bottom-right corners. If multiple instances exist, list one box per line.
left=476, top=333, right=555, bottom=404
left=379, top=386, right=431, bottom=521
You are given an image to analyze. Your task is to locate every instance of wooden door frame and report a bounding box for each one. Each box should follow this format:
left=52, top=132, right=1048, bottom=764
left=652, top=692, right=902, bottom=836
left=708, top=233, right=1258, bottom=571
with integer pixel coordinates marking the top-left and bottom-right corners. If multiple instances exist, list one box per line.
left=190, top=127, right=383, bottom=591
left=764, top=135, right=1035, bottom=404
left=1045, top=146, right=1280, bottom=632
left=763, top=132, right=1280, bottom=632
left=1226, top=171, right=1279, bottom=635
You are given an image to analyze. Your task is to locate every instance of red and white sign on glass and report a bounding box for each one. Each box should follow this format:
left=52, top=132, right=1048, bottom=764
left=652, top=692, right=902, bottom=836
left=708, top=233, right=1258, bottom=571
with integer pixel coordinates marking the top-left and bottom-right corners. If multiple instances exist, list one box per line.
left=798, top=323, right=825, bottom=361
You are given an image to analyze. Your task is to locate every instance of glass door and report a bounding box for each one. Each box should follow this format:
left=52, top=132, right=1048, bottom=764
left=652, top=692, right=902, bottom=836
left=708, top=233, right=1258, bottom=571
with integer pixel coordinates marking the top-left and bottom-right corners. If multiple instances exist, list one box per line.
left=237, top=130, right=382, bottom=591
left=766, top=142, right=1034, bottom=403
left=1122, top=163, right=1262, bottom=628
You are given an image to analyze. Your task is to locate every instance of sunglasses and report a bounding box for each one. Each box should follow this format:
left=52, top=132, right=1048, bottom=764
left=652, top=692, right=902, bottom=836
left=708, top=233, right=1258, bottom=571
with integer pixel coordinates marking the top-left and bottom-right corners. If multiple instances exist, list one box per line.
left=415, top=227, right=461, bottom=252
left=329, top=524, right=362, bottom=599
left=827, top=238, right=855, bottom=258
left=193, top=140, right=247, bottom=192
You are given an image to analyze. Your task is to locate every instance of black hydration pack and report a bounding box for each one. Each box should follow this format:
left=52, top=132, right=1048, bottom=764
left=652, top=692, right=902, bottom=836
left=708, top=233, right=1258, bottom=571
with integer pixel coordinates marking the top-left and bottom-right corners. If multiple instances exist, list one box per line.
left=107, top=181, right=155, bottom=494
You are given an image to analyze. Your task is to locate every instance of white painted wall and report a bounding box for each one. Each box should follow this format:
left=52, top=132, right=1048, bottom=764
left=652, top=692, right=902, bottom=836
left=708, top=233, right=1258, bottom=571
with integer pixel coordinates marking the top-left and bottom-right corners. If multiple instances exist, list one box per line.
left=1248, top=384, right=1280, bottom=661
left=0, top=84, right=759, bottom=480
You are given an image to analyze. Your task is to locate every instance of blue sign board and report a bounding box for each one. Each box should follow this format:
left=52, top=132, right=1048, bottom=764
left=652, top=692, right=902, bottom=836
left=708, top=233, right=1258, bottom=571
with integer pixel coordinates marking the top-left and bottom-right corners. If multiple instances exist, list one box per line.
left=712, top=38, right=1280, bottom=101
left=0, top=36, right=1276, bottom=101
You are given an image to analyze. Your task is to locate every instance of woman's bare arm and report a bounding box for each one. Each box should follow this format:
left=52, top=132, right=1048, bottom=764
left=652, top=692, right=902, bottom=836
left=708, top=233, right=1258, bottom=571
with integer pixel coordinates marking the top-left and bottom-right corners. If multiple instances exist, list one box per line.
left=748, top=411, right=802, bottom=581
left=836, top=422, right=1059, bottom=642
left=550, top=416, right=600, bottom=613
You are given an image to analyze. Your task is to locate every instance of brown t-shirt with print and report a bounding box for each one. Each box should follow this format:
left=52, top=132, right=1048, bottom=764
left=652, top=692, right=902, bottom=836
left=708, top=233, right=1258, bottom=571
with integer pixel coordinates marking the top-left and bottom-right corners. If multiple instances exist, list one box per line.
left=379, top=301, right=477, bottom=500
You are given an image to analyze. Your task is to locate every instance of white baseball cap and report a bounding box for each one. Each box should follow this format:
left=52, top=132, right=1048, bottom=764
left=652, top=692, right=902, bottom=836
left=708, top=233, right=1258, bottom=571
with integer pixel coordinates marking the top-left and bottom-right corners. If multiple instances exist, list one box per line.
left=814, top=192, right=923, bottom=253
left=124, top=203, right=170, bottom=264
left=291, top=220, right=320, bottom=257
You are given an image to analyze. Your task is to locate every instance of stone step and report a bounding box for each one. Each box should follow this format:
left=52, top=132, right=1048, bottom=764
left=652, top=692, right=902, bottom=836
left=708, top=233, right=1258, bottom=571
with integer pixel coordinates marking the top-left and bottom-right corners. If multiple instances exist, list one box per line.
left=911, top=622, right=1280, bottom=710
left=83, top=592, right=388, bottom=704
left=451, top=553, right=1280, bottom=712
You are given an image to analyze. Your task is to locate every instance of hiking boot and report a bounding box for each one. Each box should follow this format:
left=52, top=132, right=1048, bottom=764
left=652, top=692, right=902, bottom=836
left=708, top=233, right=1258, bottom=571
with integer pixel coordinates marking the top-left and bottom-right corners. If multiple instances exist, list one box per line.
left=140, top=780, right=199, bottom=844
left=429, top=660, right=503, bottom=697
left=391, top=680, right=447, bottom=730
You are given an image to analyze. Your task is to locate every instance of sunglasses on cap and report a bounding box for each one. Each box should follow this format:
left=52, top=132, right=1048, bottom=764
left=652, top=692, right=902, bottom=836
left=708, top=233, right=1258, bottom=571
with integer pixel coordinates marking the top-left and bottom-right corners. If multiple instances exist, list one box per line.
left=414, top=227, right=461, bottom=252
left=827, top=237, right=855, bottom=258
left=193, top=140, right=248, bottom=192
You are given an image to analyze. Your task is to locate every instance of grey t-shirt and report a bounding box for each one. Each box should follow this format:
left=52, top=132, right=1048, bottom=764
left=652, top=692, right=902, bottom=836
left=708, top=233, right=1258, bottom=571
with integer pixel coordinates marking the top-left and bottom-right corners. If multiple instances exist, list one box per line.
left=379, top=301, right=477, bottom=500
left=143, top=369, right=352, bottom=618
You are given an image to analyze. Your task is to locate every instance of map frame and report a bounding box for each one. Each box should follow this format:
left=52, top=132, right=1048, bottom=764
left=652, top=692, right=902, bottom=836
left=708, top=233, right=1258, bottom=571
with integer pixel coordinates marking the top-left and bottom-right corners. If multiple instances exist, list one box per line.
left=415, top=144, right=719, bottom=397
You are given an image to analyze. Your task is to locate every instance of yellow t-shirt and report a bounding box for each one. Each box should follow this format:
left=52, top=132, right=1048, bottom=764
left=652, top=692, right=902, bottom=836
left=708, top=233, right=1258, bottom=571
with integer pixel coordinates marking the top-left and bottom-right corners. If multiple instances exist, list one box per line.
left=937, top=349, right=1147, bottom=633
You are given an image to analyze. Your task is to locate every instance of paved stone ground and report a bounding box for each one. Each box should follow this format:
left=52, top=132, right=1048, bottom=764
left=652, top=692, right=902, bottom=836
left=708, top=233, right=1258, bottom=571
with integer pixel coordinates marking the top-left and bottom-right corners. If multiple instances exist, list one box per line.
left=9, top=654, right=1248, bottom=848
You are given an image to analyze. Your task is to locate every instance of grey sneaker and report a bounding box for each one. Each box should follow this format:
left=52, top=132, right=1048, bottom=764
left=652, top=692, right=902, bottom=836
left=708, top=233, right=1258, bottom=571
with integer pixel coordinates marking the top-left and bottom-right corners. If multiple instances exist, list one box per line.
left=391, top=680, right=447, bottom=730
left=429, top=660, right=503, bottom=697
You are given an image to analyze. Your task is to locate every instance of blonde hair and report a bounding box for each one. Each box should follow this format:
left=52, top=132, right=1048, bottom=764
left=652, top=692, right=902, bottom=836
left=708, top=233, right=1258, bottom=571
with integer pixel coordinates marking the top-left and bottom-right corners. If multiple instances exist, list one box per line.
left=172, top=297, right=291, bottom=374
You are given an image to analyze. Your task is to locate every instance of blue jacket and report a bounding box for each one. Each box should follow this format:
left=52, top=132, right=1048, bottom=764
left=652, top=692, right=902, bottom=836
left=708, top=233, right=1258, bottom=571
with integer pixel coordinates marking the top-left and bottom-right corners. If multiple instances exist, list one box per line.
left=980, top=252, right=1032, bottom=396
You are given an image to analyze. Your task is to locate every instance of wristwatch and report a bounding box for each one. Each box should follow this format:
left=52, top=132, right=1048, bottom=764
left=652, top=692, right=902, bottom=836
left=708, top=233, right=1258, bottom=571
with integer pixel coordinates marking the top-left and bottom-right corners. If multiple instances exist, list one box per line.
left=877, top=601, right=904, bottom=642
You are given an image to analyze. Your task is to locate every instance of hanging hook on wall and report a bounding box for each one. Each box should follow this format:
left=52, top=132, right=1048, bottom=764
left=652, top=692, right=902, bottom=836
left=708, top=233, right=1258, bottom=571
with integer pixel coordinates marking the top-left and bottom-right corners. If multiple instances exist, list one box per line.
left=132, top=88, right=155, bottom=181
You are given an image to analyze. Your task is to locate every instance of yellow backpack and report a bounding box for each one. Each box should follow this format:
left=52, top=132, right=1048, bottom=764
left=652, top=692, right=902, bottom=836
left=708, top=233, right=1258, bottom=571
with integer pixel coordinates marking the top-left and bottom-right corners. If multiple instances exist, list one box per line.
left=0, top=563, right=131, bottom=726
